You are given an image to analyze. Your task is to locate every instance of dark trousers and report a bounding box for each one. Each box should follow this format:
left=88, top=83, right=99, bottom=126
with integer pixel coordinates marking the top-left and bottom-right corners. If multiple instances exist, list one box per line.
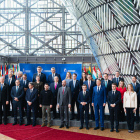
left=52, top=97, right=57, bottom=117
left=27, top=104, right=36, bottom=125
left=22, top=93, right=27, bottom=115
left=71, top=97, right=79, bottom=119
left=90, top=101, right=94, bottom=119
left=119, top=102, right=125, bottom=121
left=7, top=96, right=13, bottom=116
left=136, top=98, right=139, bottom=122
left=80, top=106, right=89, bottom=127
left=13, top=101, right=23, bottom=123
left=109, top=108, right=119, bottom=129
left=36, top=97, right=42, bottom=117
left=126, top=108, right=135, bottom=130
left=0, top=102, right=7, bottom=123
left=60, top=105, right=69, bottom=125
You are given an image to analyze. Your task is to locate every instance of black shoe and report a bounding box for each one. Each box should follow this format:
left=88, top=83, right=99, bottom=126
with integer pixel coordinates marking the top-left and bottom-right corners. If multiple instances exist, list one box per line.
left=79, top=126, right=83, bottom=129
left=59, top=124, right=64, bottom=128
left=70, top=117, right=74, bottom=120
left=116, top=129, right=119, bottom=133
left=0, top=122, right=2, bottom=124
left=91, top=117, right=95, bottom=121
left=76, top=118, right=80, bottom=121
left=136, top=121, right=139, bottom=124
left=110, top=129, right=114, bottom=132
left=53, top=117, right=55, bottom=119
left=94, top=127, right=99, bottom=130
left=19, top=123, right=23, bottom=126
left=66, top=125, right=69, bottom=129
left=25, top=124, right=30, bottom=126
left=4, top=122, right=7, bottom=125
left=12, top=122, right=17, bottom=125
left=32, top=124, right=36, bottom=127
left=101, top=127, right=104, bottom=131
left=86, top=126, right=89, bottom=130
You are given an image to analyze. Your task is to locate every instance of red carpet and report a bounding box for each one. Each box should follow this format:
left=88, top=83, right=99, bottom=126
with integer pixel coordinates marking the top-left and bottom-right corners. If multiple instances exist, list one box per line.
left=0, top=124, right=123, bottom=140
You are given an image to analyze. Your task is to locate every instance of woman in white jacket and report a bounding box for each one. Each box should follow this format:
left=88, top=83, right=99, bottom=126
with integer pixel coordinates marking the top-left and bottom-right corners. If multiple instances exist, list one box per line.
left=123, top=84, right=137, bottom=133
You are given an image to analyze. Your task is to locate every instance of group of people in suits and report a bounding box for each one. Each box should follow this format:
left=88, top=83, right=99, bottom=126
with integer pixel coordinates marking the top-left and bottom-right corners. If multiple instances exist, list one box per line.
left=0, top=66, right=139, bottom=134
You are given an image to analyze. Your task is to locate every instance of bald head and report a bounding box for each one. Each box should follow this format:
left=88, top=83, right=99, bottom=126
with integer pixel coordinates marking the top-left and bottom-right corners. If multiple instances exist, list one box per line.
left=62, top=80, right=66, bottom=87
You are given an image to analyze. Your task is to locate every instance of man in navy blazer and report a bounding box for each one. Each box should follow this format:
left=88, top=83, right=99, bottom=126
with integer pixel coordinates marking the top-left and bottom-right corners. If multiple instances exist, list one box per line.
left=25, top=82, right=38, bottom=127
left=77, top=84, right=91, bottom=130
left=50, top=76, right=62, bottom=119
left=48, top=67, right=61, bottom=85
left=69, top=73, right=80, bottom=120
left=92, top=79, right=106, bottom=131
left=4, top=72, right=15, bottom=116
left=101, top=73, right=112, bottom=97
left=108, top=83, right=121, bottom=132
left=131, top=76, right=140, bottom=123
left=112, top=71, right=124, bottom=87
left=20, top=74, right=30, bottom=115
left=32, top=66, right=46, bottom=85
left=11, top=80, right=24, bottom=125
left=5, top=69, right=15, bottom=80
left=95, top=72, right=104, bottom=85
left=84, top=74, right=95, bottom=120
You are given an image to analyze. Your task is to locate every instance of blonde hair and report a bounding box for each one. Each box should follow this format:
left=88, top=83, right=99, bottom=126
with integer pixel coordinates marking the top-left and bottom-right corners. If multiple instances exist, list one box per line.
left=127, top=84, right=134, bottom=92
left=65, top=72, right=72, bottom=79
left=118, top=80, right=125, bottom=89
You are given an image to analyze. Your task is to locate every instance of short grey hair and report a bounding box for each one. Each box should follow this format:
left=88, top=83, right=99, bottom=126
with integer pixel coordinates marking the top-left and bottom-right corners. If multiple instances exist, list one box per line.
left=51, top=67, right=55, bottom=70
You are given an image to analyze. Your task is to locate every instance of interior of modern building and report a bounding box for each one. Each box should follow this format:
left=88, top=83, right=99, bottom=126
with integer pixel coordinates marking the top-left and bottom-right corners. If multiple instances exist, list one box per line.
left=0, top=0, right=139, bottom=140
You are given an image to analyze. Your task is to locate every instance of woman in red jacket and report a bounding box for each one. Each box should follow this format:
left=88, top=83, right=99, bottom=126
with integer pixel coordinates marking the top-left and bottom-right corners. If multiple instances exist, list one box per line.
left=116, top=80, right=126, bottom=122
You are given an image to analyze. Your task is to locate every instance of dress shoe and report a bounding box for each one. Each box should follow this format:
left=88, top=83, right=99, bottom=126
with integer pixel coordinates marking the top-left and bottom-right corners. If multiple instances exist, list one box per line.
left=66, top=125, right=69, bottom=129
left=25, top=124, right=30, bottom=126
left=59, top=124, right=64, bottom=128
left=86, top=126, right=89, bottom=130
left=116, top=129, right=119, bottom=133
left=79, top=126, right=83, bottom=129
left=131, top=130, right=134, bottom=133
left=128, top=130, right=131, bottom=133
left=47, top=123, right=51, bottom=127
left=53, top=117, right=55, bottom=119
left=94, top=127, right=99, bottom=130
left=110, top=129, right=114, bottom=132
left=136, top=121, right=139, bottom=124
left=70, top=117, right=74, bottom=120
left=0, top=122, right=2, bottom=125
left=4, top=123, right=7, bottom=125
left=101, top=127, right=104, bottom=131
left=41, top=123, right=46, bottom=127
left=19, top=123, right=23, bottom=126
left=91, top=117, right=95, bottom=121
left=76, top=118, right=80, bottom=121
left=12, top=122, right=17, bottom=125
left=32, top=124, right=36, bottom=127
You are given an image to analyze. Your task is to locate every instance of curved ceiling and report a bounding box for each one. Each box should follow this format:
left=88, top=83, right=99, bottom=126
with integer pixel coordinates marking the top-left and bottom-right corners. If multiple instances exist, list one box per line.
left=62, top=0, right=140, bottom=84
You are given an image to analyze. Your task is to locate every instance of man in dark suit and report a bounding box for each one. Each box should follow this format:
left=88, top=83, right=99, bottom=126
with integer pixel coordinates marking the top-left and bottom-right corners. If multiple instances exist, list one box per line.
left=131, top=76, right=140, bottom=124
left=0, top=77, right=9, bottom=125
left=77, top=84, right=91, bottom=130
left=101, top=73, right=112, bottom=97
left=95, top=72, right=104, bottom=85
left=32, top=66, right=46, bottom=85
left=84, top=74, right=95, bottom=120
left=48, top=67, right=61, bottom=85
left=25, top=82, right=38, bottom=127
left=17, top=71, right=23, bottom=81
left=57, top=80, right=71, bottom=129
left=69, top=73, right=80, bottom=120
left=50, top=76, right=62, bottom=119
left=4, top=72, right=15, bottom=116
left=5, top=69, right=15, bottom=79
left=92, top=79, right=106, bottom=131
left=112, top=71, right=124, bottom=87
left=11, top=80, right=24, bottom=125
left=20, top=74, right=30, bottom=115
left=108, top=83, right=121, bottom=132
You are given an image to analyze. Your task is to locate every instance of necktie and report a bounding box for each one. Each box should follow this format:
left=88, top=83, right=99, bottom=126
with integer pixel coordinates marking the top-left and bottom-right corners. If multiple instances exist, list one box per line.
left=24, top=80, right=25, bottom=85
left=74, top=80, right=75, bottom=88
left=1, top=84, right=3, bottom=91
left=55, top=83, right=57, bottom=90
left=113, top=91, right=115, bottom=96
left=9, top=79, right=11, bottom=85
left=88, top=81, right=90, bottom=89
left=116, top=78, right=119, bottom=86
left=62, top=88, right=64, bottom=95
left=98, top=87, right=99, bottom=92
left=16, top=86, right=18, bottom=93
left=83, top=92, right=86, bottom=97
left=105, top=81, right=107, bottom=88
left=30, top=89, right=32, bottom=95
left=133, top=83, right=136, bottom=91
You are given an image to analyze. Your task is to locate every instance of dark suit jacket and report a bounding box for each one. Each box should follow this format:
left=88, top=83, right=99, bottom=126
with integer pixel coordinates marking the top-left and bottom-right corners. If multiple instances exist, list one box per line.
left=0, top=84, right=9, bottom=103
left=92, top=86, right=106, bottom=106
left=20, top=79, right=30, bottom=88
left=11, top=86, right=24, bottom=103
left=108, top=90, right=121, bottom=110
left=5, top=75, right=15, bottom=80
left=50, top=82, right=62, bottom=98
left=83, top=80, right=95, bottom=97
left=25, top=88, right=38, bottom=106
left=101, top=80, right=112, bottom=96
left=48, top=73, right=62, bottom=85
left=57, top=86, right=71, bottom=106
left=4, top=78, right=15, bottom=94
left=131, top=82, right=140, bottom=101
left=112, top=77, right=124, bottom=86
left=32, top=73, right=46, bottom=84
left=69, top=80, right=80, bottom=98
left=77, top=91, right=91, bottom=109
